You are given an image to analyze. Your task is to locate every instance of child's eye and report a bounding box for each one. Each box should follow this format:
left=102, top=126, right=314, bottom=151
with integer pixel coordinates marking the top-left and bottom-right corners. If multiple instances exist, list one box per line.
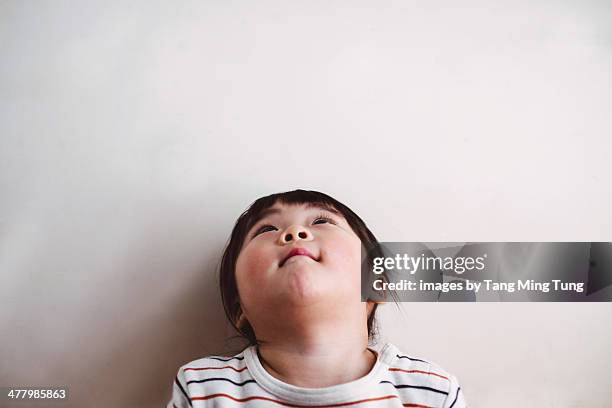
left=254, top=225, right=277, bottom=236
left=313, top=215, right=336, bottom=225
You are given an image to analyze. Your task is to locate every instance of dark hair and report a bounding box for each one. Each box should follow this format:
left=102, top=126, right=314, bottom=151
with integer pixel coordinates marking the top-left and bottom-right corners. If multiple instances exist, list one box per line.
left=219, top=189, right=387, bottom=347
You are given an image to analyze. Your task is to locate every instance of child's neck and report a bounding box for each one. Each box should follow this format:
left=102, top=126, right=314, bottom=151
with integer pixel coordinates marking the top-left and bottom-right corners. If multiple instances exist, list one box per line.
left=255, top=333, right=377, bottom=388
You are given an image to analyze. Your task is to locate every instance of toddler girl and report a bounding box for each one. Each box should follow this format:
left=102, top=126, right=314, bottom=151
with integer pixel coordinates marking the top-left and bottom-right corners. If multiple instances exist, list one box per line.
left=167, top=189, right=467, bottom=407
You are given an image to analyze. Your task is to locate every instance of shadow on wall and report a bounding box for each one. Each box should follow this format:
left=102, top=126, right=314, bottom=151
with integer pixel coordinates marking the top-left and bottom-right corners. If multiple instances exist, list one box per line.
left=4, top=217, right=233, bottom=408
left=96, top=271, right=228, bottom=407
left=83, top=261, right=229, bottom=406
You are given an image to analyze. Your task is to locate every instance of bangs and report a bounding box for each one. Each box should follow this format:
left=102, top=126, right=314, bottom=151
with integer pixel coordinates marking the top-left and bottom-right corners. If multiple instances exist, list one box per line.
left=242, top=191, right=342, bottom=237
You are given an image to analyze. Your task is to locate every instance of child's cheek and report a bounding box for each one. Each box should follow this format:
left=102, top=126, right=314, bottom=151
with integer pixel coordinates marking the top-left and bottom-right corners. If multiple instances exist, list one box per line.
left=324, top=235, right=362, bottom=278
left=236, top=247, right=276, bottom=290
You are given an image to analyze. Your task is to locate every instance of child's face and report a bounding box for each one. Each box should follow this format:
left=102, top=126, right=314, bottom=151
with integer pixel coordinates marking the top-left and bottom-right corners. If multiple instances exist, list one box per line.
left=235, top=202, right=364, bottom=327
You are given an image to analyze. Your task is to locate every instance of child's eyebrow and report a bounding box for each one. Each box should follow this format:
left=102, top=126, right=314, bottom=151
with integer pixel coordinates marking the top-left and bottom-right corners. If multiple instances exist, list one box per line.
left=304, top=202, right=341, bottom=215
left=255, top=207, right=282, bottom=222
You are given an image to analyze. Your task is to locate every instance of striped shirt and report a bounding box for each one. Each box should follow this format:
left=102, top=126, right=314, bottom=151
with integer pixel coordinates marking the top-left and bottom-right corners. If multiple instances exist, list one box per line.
left=167, top=343, right=467, bottom=407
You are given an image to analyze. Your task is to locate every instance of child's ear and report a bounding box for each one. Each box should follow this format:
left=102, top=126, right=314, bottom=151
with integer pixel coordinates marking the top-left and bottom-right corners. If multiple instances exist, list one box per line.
left=236, top=309, right=248, bottom=329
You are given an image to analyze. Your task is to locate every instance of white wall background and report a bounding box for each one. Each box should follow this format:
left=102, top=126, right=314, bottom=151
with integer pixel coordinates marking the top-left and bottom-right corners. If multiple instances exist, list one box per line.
left=1, top=1, right=611, bottom=407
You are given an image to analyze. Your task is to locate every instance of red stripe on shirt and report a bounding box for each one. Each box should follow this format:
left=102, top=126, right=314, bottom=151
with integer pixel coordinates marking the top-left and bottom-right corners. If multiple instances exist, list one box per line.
left=184, top=365, right=248, bottom=373
left=192, top=393, right=411, bottom=407
left=388, top=368, right=449, bottom=381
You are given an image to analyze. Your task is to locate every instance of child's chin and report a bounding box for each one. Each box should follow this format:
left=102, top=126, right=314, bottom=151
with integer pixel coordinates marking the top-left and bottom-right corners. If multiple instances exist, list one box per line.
left=282, top=270, right=340, bottom=305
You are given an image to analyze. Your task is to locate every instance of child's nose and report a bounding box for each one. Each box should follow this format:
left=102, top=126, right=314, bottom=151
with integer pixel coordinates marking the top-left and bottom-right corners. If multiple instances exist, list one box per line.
left=278, top=224, right=314, bottom=245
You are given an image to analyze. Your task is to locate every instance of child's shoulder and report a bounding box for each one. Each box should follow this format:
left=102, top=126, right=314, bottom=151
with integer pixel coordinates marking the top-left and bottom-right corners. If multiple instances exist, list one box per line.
left=177, top=348, right=248, bottom=373
left=169, top=348, right=254, bottom=406
left=383, top=343, right=459, bottom=384
left=382, top=343, right=466, bottom=407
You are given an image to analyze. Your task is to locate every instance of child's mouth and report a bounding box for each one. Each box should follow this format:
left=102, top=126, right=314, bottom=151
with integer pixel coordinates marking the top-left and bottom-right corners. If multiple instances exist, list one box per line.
left=279, top=247, right=318, bottom=267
